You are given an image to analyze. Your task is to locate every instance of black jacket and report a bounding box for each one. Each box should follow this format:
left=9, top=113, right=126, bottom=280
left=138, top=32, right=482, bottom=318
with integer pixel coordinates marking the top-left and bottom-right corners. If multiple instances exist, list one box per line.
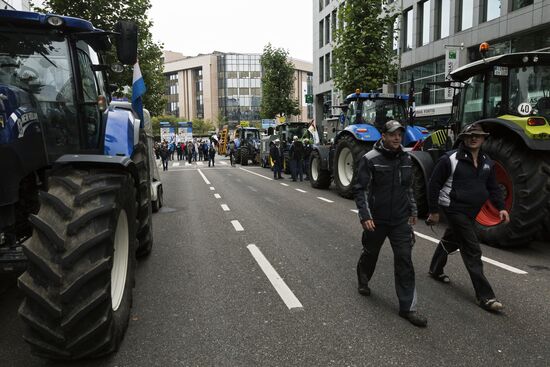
left=270, top=144, right=283, bottom=163
left=428, top=144, right=504, bottom=217
left=290, top=141, right=304, bottom=161
left=353, top=140, right=417, bottom=225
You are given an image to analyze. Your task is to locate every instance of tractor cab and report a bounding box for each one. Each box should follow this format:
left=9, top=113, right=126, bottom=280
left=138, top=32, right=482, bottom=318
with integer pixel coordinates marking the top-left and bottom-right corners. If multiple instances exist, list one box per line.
left=344, top=91, right=408, bottom=131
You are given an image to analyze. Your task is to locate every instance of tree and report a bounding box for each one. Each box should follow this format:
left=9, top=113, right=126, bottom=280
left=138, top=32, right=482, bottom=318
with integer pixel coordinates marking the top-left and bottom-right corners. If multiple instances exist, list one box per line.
left=35, top=0, right=166, bottom=116
left=260, top=44, right=300, bottom=119
left=191, top=118, right=216, bottom=136
left=332, top=2, right=399, bottom=96
left=151, top=115, right=179, bottom=137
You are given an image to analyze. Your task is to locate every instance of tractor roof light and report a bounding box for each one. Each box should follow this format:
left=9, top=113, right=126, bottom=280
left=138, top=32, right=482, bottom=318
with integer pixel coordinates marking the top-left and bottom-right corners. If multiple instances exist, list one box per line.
left=527, top=117, right=547, bottom=126
left=47, top=16, right=64, bottom=27
left=355, top=89, right=361, bottom=95
left=479, top=42, right=490, bottom=56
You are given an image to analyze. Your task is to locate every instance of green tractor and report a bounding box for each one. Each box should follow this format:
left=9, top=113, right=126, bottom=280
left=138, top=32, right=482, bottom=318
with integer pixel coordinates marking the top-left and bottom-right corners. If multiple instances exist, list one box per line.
left=412, top=47, right=550, bottom=247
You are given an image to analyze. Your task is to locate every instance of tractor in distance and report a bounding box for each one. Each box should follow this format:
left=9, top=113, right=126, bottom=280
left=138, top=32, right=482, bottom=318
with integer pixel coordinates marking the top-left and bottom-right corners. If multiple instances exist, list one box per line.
left=411, top=43, right=550, bottom=247
left=233, top=124, right=261, bottom=165
left=309, top=91, right=428, bottom=198
left=260, top=121, right=312, bottom=171
left=0, top=9, right=154, bottom=359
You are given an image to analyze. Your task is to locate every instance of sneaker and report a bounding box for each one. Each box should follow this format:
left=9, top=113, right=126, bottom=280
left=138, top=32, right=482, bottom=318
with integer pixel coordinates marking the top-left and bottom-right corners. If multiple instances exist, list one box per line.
left=357, top=284, right=371, bottom=296
left=399, top=311, right=428, bottom=327
left=429, top=272, right=450, bottom=284
left=478, top=298, right=503, bottom=312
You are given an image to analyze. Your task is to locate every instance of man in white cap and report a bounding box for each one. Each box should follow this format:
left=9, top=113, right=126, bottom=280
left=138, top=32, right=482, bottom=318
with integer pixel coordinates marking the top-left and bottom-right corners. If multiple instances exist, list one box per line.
left=354, top=120, right=426, bottom=327
left=427, top=122, right=510, bottom=312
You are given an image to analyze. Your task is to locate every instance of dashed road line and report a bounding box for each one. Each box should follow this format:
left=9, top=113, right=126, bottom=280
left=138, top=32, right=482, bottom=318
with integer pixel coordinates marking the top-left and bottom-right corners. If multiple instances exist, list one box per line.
left=231, top=220, right=244, bottom=231
left=317, top=197, right=334, bottom=203
left=214, top=193, right=221, bottom=199
left=197, top=169, right=211, bottom=184
left=221, top=204, right=230, bottom=211
left=210, top=187, right=215, bottom=191
left=239, top=167, right=273, bottom=181
left=295, top=189, right=307, bottom=193
left=247, top=186, right=258, bottom=192
left=172, top=162, right=180, bottom=167
left=247, top=244, right=303, bottom=310
left=414, top=231, right=528, bottom=275
left=280, top=183, right=289, bottom=187
left=351, top=209, right=359, bottom=213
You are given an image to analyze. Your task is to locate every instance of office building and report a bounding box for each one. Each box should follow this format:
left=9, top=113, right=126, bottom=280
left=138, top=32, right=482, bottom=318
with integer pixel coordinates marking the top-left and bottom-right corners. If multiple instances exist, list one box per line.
left=1, top=0, right=30, bottom=11
left=163, top=51, right=313, bottom=129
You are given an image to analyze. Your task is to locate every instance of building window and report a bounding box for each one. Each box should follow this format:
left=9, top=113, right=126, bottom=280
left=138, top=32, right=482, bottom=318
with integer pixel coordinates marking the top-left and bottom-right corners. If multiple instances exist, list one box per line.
left=319, top=19, right=324, bottom=47
left=393, top=17, right=400, bottom=52
left=458, top=0, right=473, bottom=32
left=481, top=0, right=501, bottom=22
left=332, top=9, right=338, bottom=41
left=510, top=0, right=532, bottom=11
left=403, top=8, right=413, bottom=51
left=325, top=53, right=331, bottom=81
left=319, top=0, right=323, bottom=11
left=325, top=15, right=331, bottom=44
left=325, top=0, right=330, bottom=6
left=435, top=0, right=450, bottom=39
left=319, top=56, right=324, bottom=84
left=418, top=0, right=431, bottom=46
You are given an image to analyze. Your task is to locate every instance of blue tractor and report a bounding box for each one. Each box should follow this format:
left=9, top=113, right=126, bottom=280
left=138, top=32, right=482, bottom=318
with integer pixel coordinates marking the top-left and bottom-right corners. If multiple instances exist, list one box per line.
left=309, top=92, right=428, bottom=198
left=0, top=10, right=153, bottom=359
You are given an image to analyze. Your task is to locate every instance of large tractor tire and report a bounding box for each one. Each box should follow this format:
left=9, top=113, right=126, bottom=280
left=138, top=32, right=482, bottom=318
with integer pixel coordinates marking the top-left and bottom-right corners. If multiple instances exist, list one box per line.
left=412, top=162, right=428, bottom=217
left=235, top=149, right=242, bottom=165
left=241, top=147, right=249, bottom=166
left=132, top=132, right=154, bottom=257
left=309, top=150, right=331, bottom=189
left=152, top=185, right=163, bottom=213
left=18, top=168, right=137, bottom=359
left=333, top=135, right=372, bottom=199
left=475, top=135, right=550, bottom=247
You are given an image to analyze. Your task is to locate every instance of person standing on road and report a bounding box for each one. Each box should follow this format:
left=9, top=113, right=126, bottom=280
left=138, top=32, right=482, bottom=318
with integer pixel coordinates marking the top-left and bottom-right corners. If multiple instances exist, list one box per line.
left=303, top=138, right=312, bottom=181
left=160, top=142, right=169, bottom=171
left=270, top=139, right=283, bottom=179
left=289, top=135, right=304, bottom=182
left=208, top=144, right=216, bottom=167
left=354, top=120, right=427, bottom=327
left=228, top=140, right=236, bottom=167
left=426, top=122, right=510, bottom=312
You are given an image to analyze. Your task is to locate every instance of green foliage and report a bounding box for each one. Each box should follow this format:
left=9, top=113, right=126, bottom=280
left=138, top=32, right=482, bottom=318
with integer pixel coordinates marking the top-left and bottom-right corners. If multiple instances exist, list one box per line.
left=36, top=0, right=166, bottom=116
left=191, top=118, right=216, bottom=136
left=260, top=44, right=300, bottom=119
left=332, top=2, right=398, bottom=96
left=151, top=115, right=179, bottom=137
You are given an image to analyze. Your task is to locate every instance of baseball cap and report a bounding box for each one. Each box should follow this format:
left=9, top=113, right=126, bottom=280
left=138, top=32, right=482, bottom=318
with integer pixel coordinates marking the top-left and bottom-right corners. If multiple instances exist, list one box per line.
left=293, top=135, right=298, bottom=140
left=458, top=123, right=489, bottom=138
left=383, top=120, right=405, bottom=133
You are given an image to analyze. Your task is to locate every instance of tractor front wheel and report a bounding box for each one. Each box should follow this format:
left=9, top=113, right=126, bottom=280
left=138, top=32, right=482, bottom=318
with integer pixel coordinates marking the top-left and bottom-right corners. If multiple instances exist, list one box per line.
left=309, top=150, right=331, bottom=189
left=333, top=135, right=371, bottom=199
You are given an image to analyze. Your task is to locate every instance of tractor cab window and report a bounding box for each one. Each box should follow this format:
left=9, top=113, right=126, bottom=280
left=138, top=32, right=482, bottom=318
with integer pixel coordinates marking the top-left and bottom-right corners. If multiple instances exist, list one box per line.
left=462, top=74, right=485, bottom=124
left=509, top=65, right=550, bottom=120
left=0, top=30, right=79, bottom=157
left=361, top=99, right=407, bottom=130
left=347, top=101, right=360, bottom=125
left=485, top=74, right=504, bottom=118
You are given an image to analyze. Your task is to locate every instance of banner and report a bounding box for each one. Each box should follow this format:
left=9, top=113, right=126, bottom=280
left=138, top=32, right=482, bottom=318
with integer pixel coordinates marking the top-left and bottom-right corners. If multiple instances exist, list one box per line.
left=445, top=48, right=460, bottom=100
left=177, top=121, right=193, bottom=143
left=160, top=126, right=175, bottom=144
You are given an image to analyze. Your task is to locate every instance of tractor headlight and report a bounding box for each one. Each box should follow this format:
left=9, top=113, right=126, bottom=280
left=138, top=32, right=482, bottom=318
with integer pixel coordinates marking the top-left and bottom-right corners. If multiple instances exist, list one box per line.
left=47, top=16, right=64, bottom=27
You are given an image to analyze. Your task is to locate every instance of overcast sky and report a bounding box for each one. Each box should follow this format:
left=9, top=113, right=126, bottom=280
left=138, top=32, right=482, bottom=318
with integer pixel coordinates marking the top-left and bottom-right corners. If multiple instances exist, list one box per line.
left=149, top=0, right=313, bottom=61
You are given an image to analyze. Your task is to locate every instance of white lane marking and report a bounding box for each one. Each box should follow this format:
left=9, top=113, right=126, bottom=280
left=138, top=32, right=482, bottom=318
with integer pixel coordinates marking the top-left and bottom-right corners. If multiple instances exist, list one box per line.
left=231, top=220, right=244, bottom=231
left=172, top=162, right=180, bottom=167
left=280, top=183, right=289, bottom=187
left=413, top=231, right=528, bottom=275
left=239, top=167, right=273, bottom=181
left=247, top=244, right=303, bottom=310
left=196, top=161, right=204, bottom=166
left=210, top=187, right=215, bottom=191
left=317, top=197, right=334, bottom=203
left=247, top=186, right=258, bottom=192
left=219, top=161, right=228, bottom=165
left=351, top=209, right=359, bottom=213
left=221, top=204, right=230, bottom=211
left=214, top=193, right=221, bottom=199
left=197, top=169, right=211, bottom=185
left=295, top=189, right=307, bottom=193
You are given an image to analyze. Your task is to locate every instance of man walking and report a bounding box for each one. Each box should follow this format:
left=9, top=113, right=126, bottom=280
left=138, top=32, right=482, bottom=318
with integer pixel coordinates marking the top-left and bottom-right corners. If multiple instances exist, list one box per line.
left=270, top=139, right=283, bottom=179
left=354, top=120, right=426, bottom=327
left=160, top=142, right=169, bottom=171
left=427, top=122, right=509, bottom=312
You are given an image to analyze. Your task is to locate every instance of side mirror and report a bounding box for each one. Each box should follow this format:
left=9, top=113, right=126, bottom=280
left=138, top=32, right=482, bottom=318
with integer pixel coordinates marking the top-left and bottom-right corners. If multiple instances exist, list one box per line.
left=421, top=86, right=430, bottom=105
left=114, top=21, right=138, bottom=65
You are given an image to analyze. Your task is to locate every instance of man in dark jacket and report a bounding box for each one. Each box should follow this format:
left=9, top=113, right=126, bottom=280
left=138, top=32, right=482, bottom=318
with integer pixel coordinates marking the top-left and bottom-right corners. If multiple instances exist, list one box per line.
left=427, top=122, right=509, bottom=312
left=270, top=139, right=283, bottom=179
left=289, top=135, right=304, bottom=181
left=354, top=120, right=426, bottom=327
left=303, top=138, right=312, bottom=180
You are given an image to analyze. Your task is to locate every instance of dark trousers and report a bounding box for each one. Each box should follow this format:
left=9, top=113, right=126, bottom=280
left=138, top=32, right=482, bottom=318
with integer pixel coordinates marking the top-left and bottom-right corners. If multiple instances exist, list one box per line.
left=208, top=156, right=215, bottom=167
left=273, top=160, right=282, bottom=178
left=429, top=210, right=496, bottom=301
left=303, top=158, right=310, bottom=179
left=161, top=158, right=168, bottom=171
left=291, top=159, right=303, bottom=181
left=357, top=221, right=417, bottom=312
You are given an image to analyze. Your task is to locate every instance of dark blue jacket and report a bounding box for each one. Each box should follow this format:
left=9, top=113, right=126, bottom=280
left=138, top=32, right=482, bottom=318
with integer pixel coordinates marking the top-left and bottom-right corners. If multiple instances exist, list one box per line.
left=428, top=144, right=504, bottom=217
left=353, top=140, right=417, bottom=225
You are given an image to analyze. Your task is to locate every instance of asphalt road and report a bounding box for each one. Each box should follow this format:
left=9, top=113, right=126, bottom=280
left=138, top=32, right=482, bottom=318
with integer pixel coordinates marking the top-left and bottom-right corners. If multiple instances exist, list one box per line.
left=1, top=156, right=550, bottom=367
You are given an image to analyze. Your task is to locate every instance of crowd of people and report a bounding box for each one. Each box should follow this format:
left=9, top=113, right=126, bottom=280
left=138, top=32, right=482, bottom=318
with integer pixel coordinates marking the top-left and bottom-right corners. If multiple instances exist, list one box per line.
left=154, top=139, right=216, bottom=171
left=269, top=136, right=312, bottom=181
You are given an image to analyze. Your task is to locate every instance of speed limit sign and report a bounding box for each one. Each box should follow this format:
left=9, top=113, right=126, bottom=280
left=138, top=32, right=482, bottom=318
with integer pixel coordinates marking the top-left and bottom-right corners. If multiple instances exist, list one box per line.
left=518, top=103, right=532, bottom=116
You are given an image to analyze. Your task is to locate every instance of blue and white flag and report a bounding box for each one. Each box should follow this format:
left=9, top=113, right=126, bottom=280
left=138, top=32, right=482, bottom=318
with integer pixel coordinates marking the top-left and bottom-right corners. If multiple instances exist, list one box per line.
left=132, top=61, right=147, bottom=128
